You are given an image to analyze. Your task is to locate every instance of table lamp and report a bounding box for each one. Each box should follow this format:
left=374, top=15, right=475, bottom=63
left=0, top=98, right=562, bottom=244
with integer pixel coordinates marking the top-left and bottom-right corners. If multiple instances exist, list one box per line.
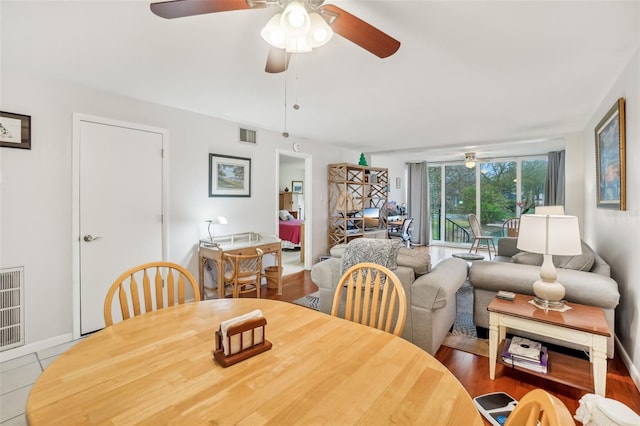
left=207, top=216, right=228, bottom=241
left=516, top=214, right=581, bottom=310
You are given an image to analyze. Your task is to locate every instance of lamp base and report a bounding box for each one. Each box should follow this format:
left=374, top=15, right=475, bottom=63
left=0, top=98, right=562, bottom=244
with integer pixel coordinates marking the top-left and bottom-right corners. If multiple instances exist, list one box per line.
left=532, top=297, right=565, bottom=311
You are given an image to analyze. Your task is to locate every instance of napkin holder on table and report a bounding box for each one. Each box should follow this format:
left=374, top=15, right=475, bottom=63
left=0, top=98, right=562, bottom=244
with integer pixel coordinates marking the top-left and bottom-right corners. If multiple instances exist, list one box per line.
left=213, top=312, right=272, bottom=367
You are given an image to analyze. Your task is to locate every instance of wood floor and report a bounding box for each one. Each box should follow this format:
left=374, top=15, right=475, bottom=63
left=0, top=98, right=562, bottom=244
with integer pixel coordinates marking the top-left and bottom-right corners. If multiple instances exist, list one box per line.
left=267, top=246, right=640, bottom=424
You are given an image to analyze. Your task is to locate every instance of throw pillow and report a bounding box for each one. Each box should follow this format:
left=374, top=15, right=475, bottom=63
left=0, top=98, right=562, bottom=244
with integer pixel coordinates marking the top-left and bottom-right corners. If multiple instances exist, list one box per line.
left=340, top=238, right=402, bottom=275
left=331, top=243, right=431, bottom=275
left=279, top=210, right=290, bottom=220
left=512, top=240, right=595, bottom=272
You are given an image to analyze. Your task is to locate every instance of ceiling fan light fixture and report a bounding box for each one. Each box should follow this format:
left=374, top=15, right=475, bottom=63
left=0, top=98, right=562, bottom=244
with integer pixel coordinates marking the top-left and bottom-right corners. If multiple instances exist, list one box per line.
left=285, top=35, right=312, bottom=52
left=465, top=152, right=476, bottom=168
left=261, top=13, right=286, bottom=48
left=281, top=1, right=310, bottom=34
left=308, top=12, right=333, bottom=47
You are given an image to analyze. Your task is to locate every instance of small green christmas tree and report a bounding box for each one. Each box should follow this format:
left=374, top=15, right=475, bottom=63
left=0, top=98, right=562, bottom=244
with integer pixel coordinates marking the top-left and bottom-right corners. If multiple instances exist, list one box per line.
left=358, top=153, right=368, bottom=166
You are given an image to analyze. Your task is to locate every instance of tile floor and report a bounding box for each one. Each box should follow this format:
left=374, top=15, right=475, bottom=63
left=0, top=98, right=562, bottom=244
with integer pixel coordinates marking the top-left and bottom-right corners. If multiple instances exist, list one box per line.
left=0, top=340, right=83, bottom=425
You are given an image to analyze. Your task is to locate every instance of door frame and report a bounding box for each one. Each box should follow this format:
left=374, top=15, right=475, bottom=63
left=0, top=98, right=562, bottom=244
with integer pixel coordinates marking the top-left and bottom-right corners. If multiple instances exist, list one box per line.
left=276, top=149, right=312, bottom=271
left=71, top=113, right=169, bottom=339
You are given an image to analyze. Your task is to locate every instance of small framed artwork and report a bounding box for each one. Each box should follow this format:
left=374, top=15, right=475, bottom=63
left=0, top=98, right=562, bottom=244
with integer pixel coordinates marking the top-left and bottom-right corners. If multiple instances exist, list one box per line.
left=292, top=180, right=303, bottom=194
left=209, top=153, right=251, bottom=197
left=395, top=177, right=401, bottom=189
left=0, top=111, right=31, bottom=150
left=595, top=98, right=626, bottom=210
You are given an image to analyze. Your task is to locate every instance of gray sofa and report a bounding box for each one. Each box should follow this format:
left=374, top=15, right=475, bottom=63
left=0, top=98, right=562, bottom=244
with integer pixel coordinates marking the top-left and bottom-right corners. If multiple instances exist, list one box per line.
left=469, top=237, right=620, bottom=357
left=310, top=242, right=468, bottom=355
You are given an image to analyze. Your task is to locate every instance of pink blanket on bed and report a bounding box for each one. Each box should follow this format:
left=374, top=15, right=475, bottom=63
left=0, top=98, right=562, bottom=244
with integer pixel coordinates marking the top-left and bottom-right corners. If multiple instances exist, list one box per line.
left=279, top=219, right=303, bottom=244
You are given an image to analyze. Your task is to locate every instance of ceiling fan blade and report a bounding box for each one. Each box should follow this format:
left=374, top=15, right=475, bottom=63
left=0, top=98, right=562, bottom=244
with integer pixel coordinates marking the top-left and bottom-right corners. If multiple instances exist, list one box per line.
left=265, top=47, right=290, bottom=74
left=150, top=0, right=266, bottom=19
left=319, top=4, right=400, bottom=58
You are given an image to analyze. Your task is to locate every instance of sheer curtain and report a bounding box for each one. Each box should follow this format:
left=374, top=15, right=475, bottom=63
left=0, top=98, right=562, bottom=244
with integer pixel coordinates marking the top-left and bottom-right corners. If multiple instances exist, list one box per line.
left=545, top=150, right=565, bottom=206
left=407, top=162, right=429, bottom=245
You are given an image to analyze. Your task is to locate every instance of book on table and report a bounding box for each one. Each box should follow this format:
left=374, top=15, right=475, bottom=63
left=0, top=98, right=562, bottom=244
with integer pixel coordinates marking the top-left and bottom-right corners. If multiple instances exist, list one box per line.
left=502, top=338, right=548, bottom=373
left=507, top=336, right=542, bottom=361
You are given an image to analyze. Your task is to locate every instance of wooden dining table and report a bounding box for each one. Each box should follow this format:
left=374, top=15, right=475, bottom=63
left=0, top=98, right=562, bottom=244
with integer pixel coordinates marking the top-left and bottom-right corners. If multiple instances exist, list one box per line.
left=26, top=299, right=483, bottom=425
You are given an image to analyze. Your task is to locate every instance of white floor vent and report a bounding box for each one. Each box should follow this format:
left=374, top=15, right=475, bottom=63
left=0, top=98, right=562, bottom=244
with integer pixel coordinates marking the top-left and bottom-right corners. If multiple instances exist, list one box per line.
left=0, top=267, right=25, bottom=351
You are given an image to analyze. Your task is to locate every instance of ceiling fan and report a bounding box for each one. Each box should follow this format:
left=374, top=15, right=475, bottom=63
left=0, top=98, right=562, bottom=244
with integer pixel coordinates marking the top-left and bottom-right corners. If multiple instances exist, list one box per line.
left=150, top=0, right=400, bottom=73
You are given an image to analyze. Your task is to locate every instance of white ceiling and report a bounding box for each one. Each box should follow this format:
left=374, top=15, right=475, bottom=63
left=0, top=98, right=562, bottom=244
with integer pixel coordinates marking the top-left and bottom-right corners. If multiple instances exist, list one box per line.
left=2, top=1, right=639, bottom=162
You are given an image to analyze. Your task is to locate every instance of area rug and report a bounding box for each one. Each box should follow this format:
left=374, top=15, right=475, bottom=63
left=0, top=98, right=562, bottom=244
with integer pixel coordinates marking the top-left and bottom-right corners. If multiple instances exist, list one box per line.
left=443, top=280, right=489, bottom=358
left=292, top=291, right=320, bottom=310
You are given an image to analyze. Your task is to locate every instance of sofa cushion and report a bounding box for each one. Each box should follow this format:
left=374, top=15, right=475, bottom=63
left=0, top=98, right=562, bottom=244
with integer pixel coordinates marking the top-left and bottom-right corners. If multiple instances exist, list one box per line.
left=330, top=243, right=431, bottom=276
left=512, top=240, right=596, bottom=272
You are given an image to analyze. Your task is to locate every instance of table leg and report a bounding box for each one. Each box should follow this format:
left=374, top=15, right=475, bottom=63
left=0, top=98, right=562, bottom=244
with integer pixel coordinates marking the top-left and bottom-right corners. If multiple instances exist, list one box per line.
left=276, top=249, right=282, bottom=295
left=489, top=313, right=499, bottom=380
left=592, top=336, right=608, bottom=396
left=198, top=257, right=206, bottom=299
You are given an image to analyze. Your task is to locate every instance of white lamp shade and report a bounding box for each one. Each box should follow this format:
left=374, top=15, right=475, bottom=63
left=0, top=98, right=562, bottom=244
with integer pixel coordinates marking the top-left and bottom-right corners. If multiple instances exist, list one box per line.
left=281, top=1, right=310, bottom=35
left=517, top=214, right=581, bottom=255
left=534, top=205, right=565, bottom=215
left=211, top=216, right=228, bottom=225
left=308, top=12, right=333, bottom=48
left=260, top=14, right=285, bottom=49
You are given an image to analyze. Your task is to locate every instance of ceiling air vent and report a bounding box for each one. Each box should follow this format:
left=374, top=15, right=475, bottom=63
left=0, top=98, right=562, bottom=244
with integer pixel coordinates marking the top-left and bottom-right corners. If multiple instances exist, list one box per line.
left=239, top=128, right=257, bottom=144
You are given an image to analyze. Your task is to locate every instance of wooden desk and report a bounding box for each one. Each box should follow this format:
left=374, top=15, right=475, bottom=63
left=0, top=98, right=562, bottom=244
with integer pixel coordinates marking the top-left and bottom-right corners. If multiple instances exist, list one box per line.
left=27, top=299, right=483, bottom=425
left=488, top=293, right=610, bottom=396
left=199, top=232, right=282, bottom=297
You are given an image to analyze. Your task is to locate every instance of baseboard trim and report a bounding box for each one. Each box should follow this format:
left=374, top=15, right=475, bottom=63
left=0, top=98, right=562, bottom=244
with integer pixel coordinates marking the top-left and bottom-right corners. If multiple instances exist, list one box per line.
left=0, top=333, right=74, bottom=362
left=615, top=336, right=640, bottom=393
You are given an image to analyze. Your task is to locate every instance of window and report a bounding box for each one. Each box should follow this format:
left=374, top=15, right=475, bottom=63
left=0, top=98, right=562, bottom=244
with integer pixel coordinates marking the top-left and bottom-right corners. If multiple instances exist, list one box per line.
left=429, top=157, right=547, bottom=245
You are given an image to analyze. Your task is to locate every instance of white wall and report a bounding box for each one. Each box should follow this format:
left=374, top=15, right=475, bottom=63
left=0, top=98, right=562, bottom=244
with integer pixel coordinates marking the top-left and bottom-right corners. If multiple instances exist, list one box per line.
left=0, top=70, right=354, bottom=355
left=582, top=49, right=640, bottom=380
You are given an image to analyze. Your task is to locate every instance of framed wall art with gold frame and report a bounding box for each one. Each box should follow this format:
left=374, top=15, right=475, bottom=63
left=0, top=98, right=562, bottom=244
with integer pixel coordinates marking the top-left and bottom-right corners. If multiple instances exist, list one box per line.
left=595, top=98, right=625, bottom=210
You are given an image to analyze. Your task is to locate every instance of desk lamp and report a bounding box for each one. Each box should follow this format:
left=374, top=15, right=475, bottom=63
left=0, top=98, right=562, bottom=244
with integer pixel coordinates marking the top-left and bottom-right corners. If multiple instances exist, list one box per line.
left=207, top=217, right=228, bottom=241
left=517, top=214, right=581, bottom=310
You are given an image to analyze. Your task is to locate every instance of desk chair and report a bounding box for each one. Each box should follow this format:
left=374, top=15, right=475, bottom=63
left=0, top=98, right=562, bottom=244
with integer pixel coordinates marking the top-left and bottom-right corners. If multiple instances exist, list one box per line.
left=468, top=214, right=496, bottom=259
left=501, top=217, right=520, bottom=237
left=104, top=261, right=200, bottom=326
left=505, top=389, right=573, bottom=426
left=331, top=262, right=407, bottom=336
left=223, top=248, right=264, bottom=298
left=388, top=217, right=413, bottom=248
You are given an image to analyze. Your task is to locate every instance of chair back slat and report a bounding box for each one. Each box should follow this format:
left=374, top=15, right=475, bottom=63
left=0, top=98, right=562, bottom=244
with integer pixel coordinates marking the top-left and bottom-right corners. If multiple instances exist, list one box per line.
left=177, top=274, right=185, bottom=304
left=331, top=262, right=407, bottom=336
left=118, top=286, right=131, bottom=321
left=129, top=276, right=142, bottom=317
left=142, top=270, right=153, bottom=313
left=104, top=262, right=200, bottom=326
left=155, top=267, right=164, bottom=309
left=165, top=270, right=174, bottom=306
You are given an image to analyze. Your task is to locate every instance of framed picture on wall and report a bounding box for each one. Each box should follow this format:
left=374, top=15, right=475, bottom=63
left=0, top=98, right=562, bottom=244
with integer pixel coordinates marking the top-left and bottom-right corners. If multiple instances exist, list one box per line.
left=595, top=97, right=625, bottom=210
left=0, top=111, right=31, bottom=150
left=209, top=153, right=251, bottom=197
left=292, top=180, right=303, bottom=194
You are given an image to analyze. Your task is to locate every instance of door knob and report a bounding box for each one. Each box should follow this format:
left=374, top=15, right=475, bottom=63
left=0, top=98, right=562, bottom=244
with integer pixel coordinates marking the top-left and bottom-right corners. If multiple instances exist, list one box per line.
left=83, top=235, right=102, bottom=242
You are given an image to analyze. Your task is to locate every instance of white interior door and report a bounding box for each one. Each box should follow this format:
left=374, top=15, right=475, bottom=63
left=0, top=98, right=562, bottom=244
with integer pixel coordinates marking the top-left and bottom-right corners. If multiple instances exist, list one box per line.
left=78, top=118, right=164, bottom=335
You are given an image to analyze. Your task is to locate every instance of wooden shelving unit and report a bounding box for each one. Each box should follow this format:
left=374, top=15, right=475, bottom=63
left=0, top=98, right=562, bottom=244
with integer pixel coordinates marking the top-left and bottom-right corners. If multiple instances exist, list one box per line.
left=327, top=163, right=388, bottom=248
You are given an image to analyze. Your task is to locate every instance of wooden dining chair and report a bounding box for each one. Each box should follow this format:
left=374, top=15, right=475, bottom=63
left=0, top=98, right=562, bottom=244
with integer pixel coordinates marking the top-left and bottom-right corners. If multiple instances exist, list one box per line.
left=502, top=217, right=521, bottom=237
left=505, top=389, right=574, bottom=426
left=468, top=213, right=496, bottom=259
left=103, top=261, right=200, bottom=326
left=331, top=262, right=407, bottom=336
left=222, top=248, right=264, bottom=298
